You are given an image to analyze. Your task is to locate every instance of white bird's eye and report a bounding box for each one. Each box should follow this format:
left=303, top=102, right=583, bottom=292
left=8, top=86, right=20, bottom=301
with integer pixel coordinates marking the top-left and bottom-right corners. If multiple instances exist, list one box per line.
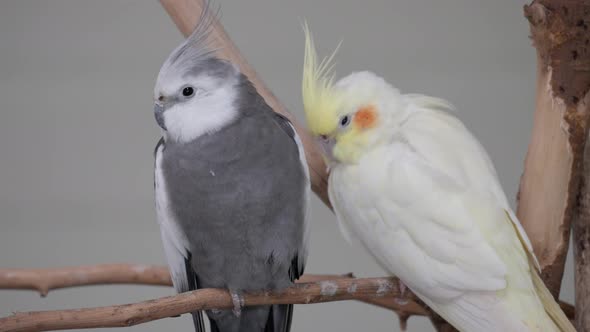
left=339, top=115, right=351, bottom=128
left=181, top=86, right=195, bottom=98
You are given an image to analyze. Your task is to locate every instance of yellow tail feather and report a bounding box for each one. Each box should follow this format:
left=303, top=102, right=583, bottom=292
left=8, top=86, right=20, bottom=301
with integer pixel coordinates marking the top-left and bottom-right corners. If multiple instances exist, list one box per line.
left=530, top=266, right=576, bottom=332
left=507, top=211, right=575, bottom=331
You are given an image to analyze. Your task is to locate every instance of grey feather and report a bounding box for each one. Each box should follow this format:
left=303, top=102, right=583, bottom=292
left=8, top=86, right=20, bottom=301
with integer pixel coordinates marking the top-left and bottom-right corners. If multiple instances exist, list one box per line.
left=186, top=253, right=206, bottom=332
left=159, top=0, right=221, bottom=81
left=154, top=3, right=308, bottom=330
left=160, top=78, right=307, bottom=291
left=155, top=140, right=206, bottom=332
left=155, top=76, right=308, bottom=332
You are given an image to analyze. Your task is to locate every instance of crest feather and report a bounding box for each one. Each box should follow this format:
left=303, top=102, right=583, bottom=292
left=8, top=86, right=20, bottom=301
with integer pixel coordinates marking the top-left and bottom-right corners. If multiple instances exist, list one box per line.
left=302, top=23, right=342, bottom=136
left=160, top=0, right=221, bottom=76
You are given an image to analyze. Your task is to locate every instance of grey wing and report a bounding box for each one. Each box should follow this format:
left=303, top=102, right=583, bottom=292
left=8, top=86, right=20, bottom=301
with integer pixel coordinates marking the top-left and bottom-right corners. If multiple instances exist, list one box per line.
left=269, top=113, right=310, bottom=332
left=154, top=139, right=205, bottom=332
left=271, top=113, right=310, bottom=281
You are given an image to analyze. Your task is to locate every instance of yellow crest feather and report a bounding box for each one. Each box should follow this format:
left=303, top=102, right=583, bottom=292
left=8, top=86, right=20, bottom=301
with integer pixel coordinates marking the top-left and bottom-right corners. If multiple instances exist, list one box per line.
left=302, top=22, right=342, bottom=136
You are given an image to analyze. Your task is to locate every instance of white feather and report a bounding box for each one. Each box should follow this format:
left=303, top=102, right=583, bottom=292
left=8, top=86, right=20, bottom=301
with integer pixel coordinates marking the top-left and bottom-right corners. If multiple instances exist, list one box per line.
left=329, top=90, right=557, bottom=331
left=328, top=178, right=355, bottom=244
left=160, top=75, right=239, bottom=144
left=154, top=143, right=190, bottom=292
left=288, top=122, right=312, bottom=266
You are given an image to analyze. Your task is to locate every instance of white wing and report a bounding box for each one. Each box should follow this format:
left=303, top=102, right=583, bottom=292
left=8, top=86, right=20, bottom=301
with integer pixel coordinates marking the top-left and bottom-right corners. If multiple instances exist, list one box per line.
left=154, top=141, right=191, bottom=293
left=402, top=96, right=538, bottom=268
left=330, top=100, right=550, bottom=330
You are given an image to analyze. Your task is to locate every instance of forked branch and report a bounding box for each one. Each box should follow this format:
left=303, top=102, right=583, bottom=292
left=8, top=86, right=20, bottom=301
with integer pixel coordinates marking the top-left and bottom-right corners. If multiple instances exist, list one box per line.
left=0, top=264, right=574, bottom=331
left=0, top=264, right=428, bottom=317
left=0, top=276, right=422, bottom=332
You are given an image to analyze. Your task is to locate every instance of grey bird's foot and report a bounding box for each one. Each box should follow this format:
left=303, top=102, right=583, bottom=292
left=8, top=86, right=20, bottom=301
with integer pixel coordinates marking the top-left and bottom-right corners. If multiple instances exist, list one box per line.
left=230, top=291, right=244, bottom=317
left=394, top=281, right=409, bottom=305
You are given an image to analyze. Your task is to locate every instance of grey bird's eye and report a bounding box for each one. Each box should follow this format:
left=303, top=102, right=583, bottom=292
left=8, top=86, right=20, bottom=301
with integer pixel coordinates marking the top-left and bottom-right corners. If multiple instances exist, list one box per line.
left=339, top=115, right=351, bottom=128
left=182, top=86, right=195, bottom=98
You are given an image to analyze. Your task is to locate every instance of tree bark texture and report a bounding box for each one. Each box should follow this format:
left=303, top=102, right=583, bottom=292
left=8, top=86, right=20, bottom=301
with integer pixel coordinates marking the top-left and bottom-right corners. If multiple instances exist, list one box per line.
left=521, top=0, right=590, bottom=300
left=0, top=277, right=418, bottom=332
left=523, top=1, right=590, bottom=330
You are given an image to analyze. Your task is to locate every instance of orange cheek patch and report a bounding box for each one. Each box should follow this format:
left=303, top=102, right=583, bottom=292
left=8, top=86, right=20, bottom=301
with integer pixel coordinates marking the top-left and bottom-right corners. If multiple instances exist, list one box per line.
left=354, top=105, right=378, bottom=129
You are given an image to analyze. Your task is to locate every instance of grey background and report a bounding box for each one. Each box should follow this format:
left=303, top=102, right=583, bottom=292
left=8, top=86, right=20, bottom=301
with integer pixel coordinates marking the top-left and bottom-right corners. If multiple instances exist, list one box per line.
left=0, top=1, right=575, bottom=331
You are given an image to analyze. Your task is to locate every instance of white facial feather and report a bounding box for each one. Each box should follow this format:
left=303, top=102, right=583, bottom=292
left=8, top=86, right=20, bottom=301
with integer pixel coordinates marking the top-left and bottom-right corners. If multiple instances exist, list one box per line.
left=155, top=67, right=240, bottom=143
left=334, top=72, right=403, bottom=126
left=333, top=71, right=408, bottom=151
left=163, top=75, right=238, bottom=143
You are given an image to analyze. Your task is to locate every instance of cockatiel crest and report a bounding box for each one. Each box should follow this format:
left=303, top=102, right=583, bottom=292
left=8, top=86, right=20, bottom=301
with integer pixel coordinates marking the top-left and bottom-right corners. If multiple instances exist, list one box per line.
left=303, top=25, right=453, bottom=164
left=301, top=23, right=342, bottom=136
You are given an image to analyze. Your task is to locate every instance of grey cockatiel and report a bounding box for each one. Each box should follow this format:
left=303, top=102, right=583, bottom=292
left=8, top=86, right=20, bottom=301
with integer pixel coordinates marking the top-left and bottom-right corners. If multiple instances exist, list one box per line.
left=152, top=5, right=309, bottom=332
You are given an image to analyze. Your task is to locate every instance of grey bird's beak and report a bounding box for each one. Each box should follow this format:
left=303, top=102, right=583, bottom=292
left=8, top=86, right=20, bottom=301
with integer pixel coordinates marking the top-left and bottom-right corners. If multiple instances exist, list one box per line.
left=318, top=135, right=337, bottom=163
left=154, top=103, right=167, bottom=131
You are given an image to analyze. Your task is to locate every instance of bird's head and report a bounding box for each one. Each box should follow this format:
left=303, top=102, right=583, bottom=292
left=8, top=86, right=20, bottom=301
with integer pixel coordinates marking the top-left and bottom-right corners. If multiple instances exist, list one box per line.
left=302, top=26, right=404, bottom=165
left=153, top=5, right=240, bottom=143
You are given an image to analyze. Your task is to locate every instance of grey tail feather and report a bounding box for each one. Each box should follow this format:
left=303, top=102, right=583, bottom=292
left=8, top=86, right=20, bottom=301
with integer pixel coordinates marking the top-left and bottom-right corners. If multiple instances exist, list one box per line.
left=184, top=254, right=205, bottom=332
left=209, top=319, right=221, bottom=332
left=209, top=319, right=220, bottom=332
left=191, top=313, right=206, bottom=332
left=265, top=304, right=294, bottom=332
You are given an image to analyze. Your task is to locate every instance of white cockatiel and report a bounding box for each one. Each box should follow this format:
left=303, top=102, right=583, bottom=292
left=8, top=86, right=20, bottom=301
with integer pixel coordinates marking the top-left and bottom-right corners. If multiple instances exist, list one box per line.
left=301, top=26, right=575, bottom=332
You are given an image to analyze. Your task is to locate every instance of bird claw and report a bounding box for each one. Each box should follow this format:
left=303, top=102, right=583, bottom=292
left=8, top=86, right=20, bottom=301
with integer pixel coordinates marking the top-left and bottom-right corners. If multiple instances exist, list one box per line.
left=395, top=297, right=409, bottom=305
left=394, top=281, right=409, bottom=305
left=230, top=291, right=244, bottom=317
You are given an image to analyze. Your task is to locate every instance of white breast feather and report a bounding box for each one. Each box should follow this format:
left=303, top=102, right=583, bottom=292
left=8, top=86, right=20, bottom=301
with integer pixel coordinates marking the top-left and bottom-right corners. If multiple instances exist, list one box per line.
left=154, top=143, right=191, bottom=293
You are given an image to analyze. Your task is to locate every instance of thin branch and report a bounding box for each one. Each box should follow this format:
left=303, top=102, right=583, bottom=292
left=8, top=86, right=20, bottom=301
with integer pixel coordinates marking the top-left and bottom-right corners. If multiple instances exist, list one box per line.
left=0, top=264, right=428, bottom=317
left=0, top=264, right=171, bottom=297
left=0, top=277, right=417, bottom=332
left=0, top=263, right=575, bottom=325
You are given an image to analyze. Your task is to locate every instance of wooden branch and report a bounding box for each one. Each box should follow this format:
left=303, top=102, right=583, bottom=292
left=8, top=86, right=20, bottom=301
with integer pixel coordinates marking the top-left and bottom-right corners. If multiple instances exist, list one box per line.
left=574, top=97, right=590, bottom=330
left=520, top=0, right=590, bottom=298
left=159, top=0, right=330, bottom=206
left=565, top=3, right=590, bottom=330
left=0, top=264, right=171, bottom=297
left=0, top=277, right=421, bottom=332
left=576, top=139, right=590, bottom=331
left=0, top=264, right=427, bottom=317
left=0, top=263, right=576, bottom=328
